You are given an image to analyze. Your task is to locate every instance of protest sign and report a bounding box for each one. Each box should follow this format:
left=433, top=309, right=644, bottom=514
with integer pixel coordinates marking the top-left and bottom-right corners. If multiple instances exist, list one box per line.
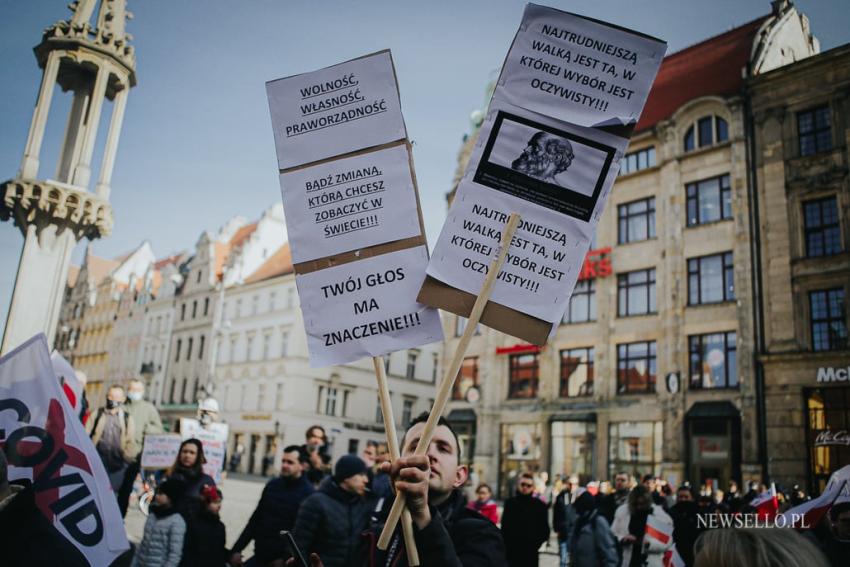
left=281, top=143, right=422, bottom=263
left=422, top=4, right=665, bottom=344
left=267, top=50, right=443, bottom=368
left=297, top=246, right=443, bottom=366
left=140, top=434, right=182, bottom=469
left=179, top=418, right=228, bottom=484
left=0, top=334, right=129, bottom=566
left=51, top=350, right=85, bottom=416
left=267, top=50, right=407, bottom=170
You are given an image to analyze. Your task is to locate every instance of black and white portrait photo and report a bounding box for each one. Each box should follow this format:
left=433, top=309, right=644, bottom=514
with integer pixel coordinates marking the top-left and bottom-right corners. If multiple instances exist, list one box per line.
left=474, top=111, right=616, bottom=220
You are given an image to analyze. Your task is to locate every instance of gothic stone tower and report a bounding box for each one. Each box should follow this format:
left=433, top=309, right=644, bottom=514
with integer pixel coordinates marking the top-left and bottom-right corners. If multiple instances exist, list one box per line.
left=0, top=0, right=136, bottom=354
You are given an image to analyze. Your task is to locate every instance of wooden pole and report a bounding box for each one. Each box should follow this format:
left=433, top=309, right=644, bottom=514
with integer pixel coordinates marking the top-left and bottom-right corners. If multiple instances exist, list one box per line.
left=378, top=212, right=521, bottom=549
left=373, top=356, right=420, bottom=566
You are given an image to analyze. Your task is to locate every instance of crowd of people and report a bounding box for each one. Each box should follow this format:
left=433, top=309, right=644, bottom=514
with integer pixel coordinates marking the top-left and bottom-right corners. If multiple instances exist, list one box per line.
left=2, top=380, right=849, bottom=567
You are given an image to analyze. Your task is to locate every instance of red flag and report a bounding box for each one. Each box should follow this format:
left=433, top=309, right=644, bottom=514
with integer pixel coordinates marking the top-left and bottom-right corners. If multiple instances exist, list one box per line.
left=751, top=483, right=778, bottom=520
left=663, top=544, right=686, bottom=567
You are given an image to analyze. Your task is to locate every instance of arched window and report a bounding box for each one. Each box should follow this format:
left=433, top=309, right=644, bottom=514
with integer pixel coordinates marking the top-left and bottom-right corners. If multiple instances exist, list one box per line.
left=683, top=115, right=728, bottom=152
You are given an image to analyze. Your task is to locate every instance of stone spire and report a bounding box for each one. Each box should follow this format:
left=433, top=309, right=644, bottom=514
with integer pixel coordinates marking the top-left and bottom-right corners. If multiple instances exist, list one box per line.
left=0, top=1, right=137, bottom=354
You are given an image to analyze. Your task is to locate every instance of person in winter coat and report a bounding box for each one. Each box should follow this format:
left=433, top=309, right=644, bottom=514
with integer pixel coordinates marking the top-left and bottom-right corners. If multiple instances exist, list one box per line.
left=165, top=438, right=216, bottom=517
left=132, top=478, right=187, bottom=567
left=553, top=476, right=579, bottom=567
left=118, top=379, right=164, bottom=517
left=611, top=485, right=673, bottom=567
left=294, top=455, right=372, bottom=567
left=180, top=485, right=227, bottom=567
left=501, top=472, right=550, bottom=567
left=363, top=412, right=508, bottom=567
left=599, top=472, right=631, bottom=526
left=86, top=384, right=139, bottom=492
left=569, top=491, right=618, bottom=567
left=467, top=483, right=500, bottom=524
left=669, top=486, right=700, bottom=567
left=230, top=445, right=315, bottom=567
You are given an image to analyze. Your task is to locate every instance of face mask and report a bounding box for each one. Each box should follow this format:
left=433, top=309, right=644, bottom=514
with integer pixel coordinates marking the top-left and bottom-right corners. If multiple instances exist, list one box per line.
left=199, top=412, right=212, bottom=426
left=127, top=391, right=143, bottom=402
left=106, top=399, right=122, bottom=410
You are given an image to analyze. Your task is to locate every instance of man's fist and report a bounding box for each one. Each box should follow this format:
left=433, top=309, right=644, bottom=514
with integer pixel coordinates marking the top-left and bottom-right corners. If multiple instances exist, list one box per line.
left=381, top=455, right=431, bottom=528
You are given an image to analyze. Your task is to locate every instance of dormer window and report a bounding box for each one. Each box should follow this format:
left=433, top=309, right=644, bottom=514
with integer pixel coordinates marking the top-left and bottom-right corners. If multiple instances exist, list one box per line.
left=684, top=115, right=728, bottom=152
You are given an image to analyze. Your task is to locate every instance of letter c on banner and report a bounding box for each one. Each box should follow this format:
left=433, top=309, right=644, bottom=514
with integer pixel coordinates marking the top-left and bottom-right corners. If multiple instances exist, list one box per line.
left=0, top=398, right=32, bottom=438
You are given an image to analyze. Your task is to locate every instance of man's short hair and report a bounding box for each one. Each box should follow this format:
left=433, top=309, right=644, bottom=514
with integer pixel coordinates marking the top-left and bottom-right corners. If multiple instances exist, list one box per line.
left=128, top=378, right=144, bottom=387
left=520, top=472, right=535, bottom=481
left=283, top=444, right=309, bottom=464
left=615, top=471, right=629, bottom=478
left=406, top=412, right=462, bottom=463
left=107, top=384, right=125, bottom=394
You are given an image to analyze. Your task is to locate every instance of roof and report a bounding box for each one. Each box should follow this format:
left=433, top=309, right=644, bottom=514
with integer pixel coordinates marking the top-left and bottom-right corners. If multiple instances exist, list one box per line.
left=84, top=254, right=120, bottom=286
left=636, top=15, right=768, bottom=132
left=154, top=252, right=184, bottom=270
left=244, top=243, right=293, bottom=284
left=67, top=265, right=80, bottom=288
left=229, top=222, right=258, bottom=249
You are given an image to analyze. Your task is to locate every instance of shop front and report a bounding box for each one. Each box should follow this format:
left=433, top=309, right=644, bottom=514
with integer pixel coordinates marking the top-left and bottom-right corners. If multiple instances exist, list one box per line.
left=499, top=422, right=543, bottom=498
left=685, top=401, right=741, bottom=490
left=805, top=384, right=850, bottom=494
left=550, top=416, right=596, bottom=484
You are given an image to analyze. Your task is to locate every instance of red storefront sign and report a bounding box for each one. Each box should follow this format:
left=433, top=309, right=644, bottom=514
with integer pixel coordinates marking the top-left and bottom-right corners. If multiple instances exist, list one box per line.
left=578, top=247, right=612, bottom=281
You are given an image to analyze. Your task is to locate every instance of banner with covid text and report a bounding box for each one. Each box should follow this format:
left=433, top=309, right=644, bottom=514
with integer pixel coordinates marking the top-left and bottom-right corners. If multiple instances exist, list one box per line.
left=0, top=334, right=129, bottom=567
left=266, top=50, right=443, bottom=366
left=422, top=4, right=666, bottom=343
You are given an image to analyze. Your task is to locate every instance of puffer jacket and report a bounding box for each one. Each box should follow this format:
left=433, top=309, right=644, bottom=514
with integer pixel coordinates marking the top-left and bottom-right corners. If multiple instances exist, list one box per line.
left=294, top=477, right=372, bottom=567
left=131, top=509, right=186, bottom=567
left=569, top=510, right=618, bottom=567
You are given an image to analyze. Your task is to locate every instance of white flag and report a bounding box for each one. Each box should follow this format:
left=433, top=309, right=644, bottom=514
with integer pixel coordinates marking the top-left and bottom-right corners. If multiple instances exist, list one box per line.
left=1, top=334, right=129, bottom=566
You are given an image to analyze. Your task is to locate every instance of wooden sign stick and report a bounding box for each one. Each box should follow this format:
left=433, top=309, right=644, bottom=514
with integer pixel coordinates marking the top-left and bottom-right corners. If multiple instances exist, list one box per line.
left=378, top=212, right=521, bottom=550
left=373, top=356, right=420, bottom=566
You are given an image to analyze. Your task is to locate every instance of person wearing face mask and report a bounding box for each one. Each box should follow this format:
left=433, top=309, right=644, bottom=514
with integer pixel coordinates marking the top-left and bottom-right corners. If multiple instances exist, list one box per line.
left=85, top=384, right=139, bottom=494
left=116, top=379, right=164, bottom=517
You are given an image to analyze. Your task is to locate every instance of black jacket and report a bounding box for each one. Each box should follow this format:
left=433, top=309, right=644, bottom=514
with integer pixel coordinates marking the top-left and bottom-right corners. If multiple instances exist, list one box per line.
left=232, top=474, right=315, bottom=562
left=500, top=493, right=550, bottom=550
left=364, top=489, right=508, bottom=567
left=180, top=508, right=227, bottom=567
left=295, top=477, right=372, bottom=567
left=0, top=481, right=89, bottom=567
left=669, top=501, right=700, bottom=567
left=553, top=490, right=577, bottom=541
left=166, top=469, right=216, bottom=517
left=598, top=490, right=629, bottom=526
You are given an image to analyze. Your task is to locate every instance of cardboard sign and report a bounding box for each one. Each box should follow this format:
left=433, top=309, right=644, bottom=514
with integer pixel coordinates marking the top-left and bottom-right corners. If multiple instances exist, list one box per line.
left=297, top=246, right=443, bottom=366
left=0, top=335, right=129, bottom=566
left=267, top=51, right=443, bottom=366
left=179, top=418, right=228, bottom=484
left=267, top=50, right=407, bottom=169
left=281, top=144, right=422, bottom=263
left=422, top=5, right=665, bottom=343
left=140, top=434, right=183, bottom=469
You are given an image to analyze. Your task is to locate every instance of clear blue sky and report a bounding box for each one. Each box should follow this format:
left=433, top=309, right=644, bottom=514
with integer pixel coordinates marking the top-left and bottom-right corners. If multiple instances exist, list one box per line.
left=2, top=0, right=849, bottom=341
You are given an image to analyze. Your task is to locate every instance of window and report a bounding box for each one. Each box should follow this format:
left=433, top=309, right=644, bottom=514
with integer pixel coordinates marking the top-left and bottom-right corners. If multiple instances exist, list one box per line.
left=560, top=348, right=594, bottom=397
left=617, top=341, right=656, bottom=394
left=432, top=353, right=439, bottom=383
left=234, top=299, right=242, bottom=319
left=181, top=303, right=186, bottom=321
left=687, top=174, right=731, bottom=226
left=689, top=332, right=737, bottom=389
left=287, top=288, right=296, bottom=308
left=810, top=289, right=847, bottom=351
left=804, top=197, right=842, bottom=257
left=453, top=357, right=479, bottom=401
left=325, top=387, right=338, bottom=416
left=269, top=292, right=277, bottom=311
left=280, top=330, right=289, bottom=357
left=257, top=383, right=266, bottom=411
left=608, top=421, right=663, bottom=479
left=181, top=379, right=188, bottom=403
left=384, top=355, right=391, bottom=375
left=170, top=380, right=176, bottom=403
left=174, top=339, right=182, bottom=362
left=618, top=268, right=656, bottom=316
left=375, top=397, right=383, bottom=423
left=402, top=399, right=414, bottom=427
left=203, top=297, right=209, bottom=316
left=618, top=197, right=656, bottom=243
left=455, top=316, right=481, bottom=337
left=508, top=353, right=539, bottom=399
left=198, top=335, right=205, bottom=360
left=688, top=252, right=735, bottom=305
left=406, top=351, right=418, bottom=380
left=186, top=337, right=193, bottom=361
left=192, top=300, right=197, bottom=319
left=252, top=295, right=259, bottom=315
left=683, top=115, right=728, bottom=152
left=246, top=334, right=255, bottom=362
left=619, top=146, right=656, bottom=176
left=798, top=106, right=832, bottom=156
left=276, top=383, right=284, bottom=410
left=262, top=333, right=271, bottom=360
left=196, top=270, right=202, bottom=284
left=562, top=279, right=596, bottom=323
left=348, top=439, right=359, bottom=455
left=228, top=336, right=237, bottom=364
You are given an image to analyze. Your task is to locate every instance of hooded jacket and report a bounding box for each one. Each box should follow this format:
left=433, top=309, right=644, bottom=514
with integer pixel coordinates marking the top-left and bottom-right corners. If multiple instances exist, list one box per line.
left=365, top=488, right=508, bottom=567
left=294, top=477, right=372, bottom=567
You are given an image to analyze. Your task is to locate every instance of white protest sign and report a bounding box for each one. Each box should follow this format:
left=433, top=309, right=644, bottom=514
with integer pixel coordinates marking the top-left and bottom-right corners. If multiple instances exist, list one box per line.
left=140, top=434, right=182, bottom=469
left=297, top=246, right=443, bottom=366
left=0, top=335, right=129, bottom=566
left=280, top=144, right=421, bottom=263
left=498, top=4, right=666, bottom=127
left=179, top=418, right=228, bottom=484
left=267, top=50, right=407, bottom=170
left=427, top=101, right=626, bottom=324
